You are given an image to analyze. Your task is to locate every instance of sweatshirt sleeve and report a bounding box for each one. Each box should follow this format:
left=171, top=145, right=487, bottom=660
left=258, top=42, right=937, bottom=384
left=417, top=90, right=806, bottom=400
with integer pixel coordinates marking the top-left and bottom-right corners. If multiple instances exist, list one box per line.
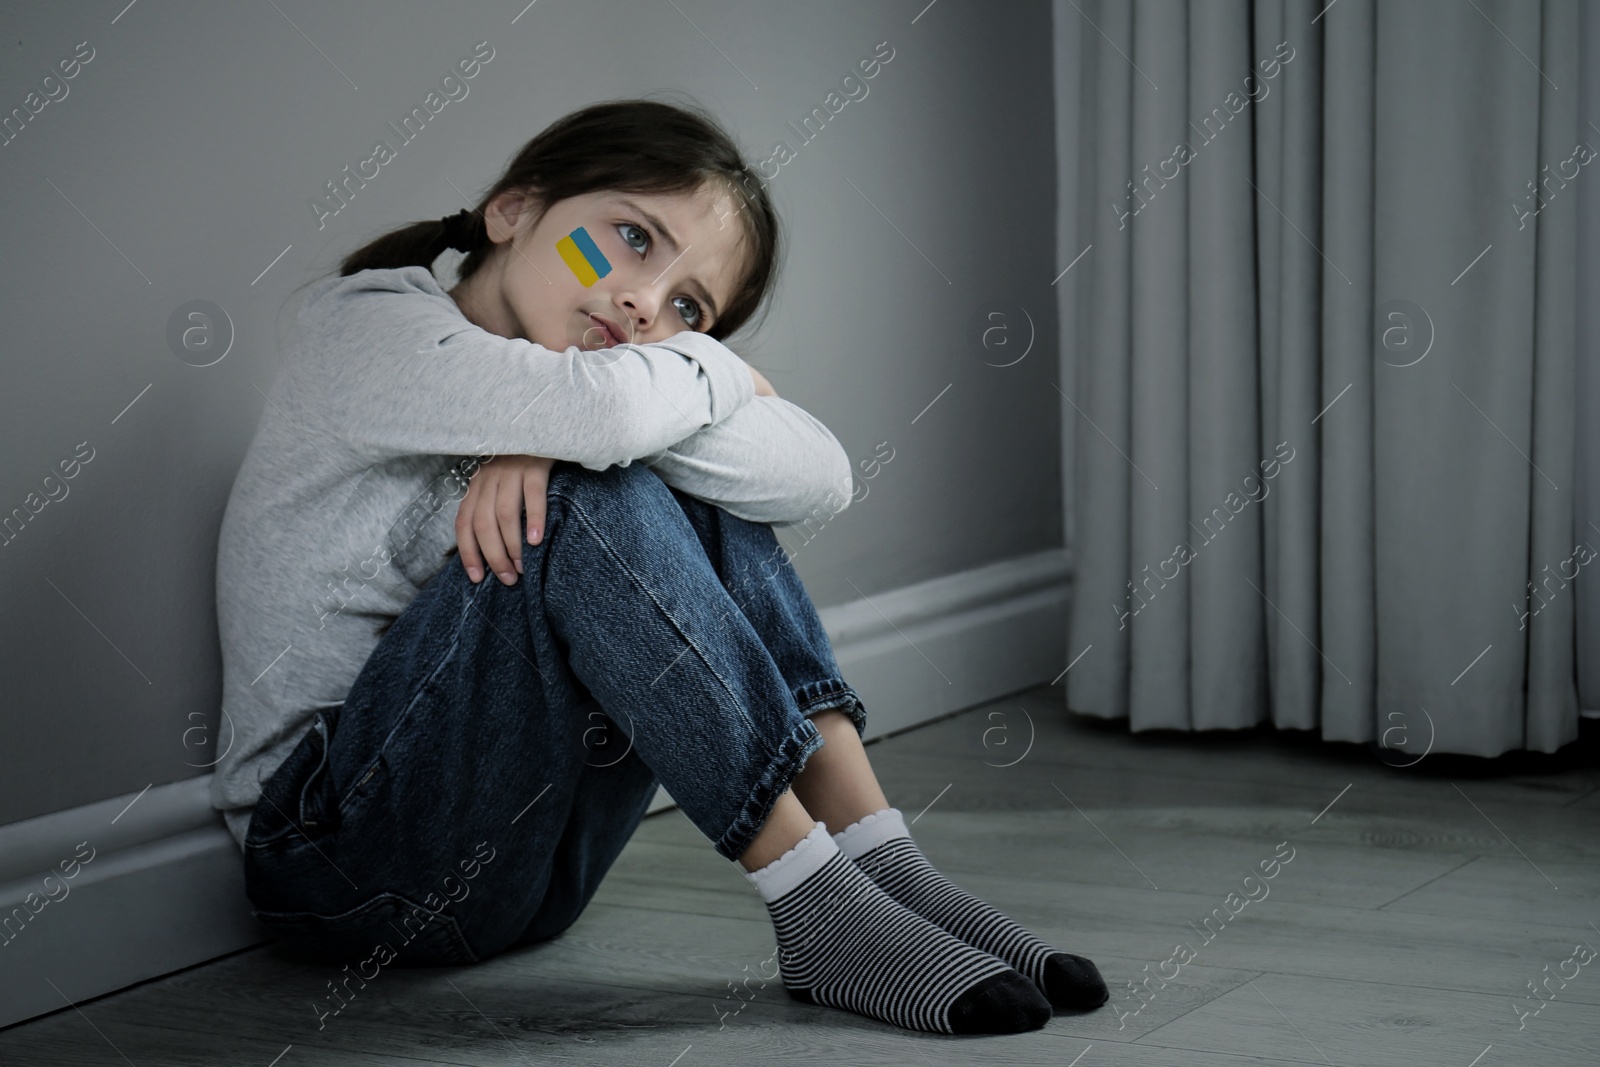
left=638, top=395, right=856, bottom=526
left=304, top=269, right=756, bottom=469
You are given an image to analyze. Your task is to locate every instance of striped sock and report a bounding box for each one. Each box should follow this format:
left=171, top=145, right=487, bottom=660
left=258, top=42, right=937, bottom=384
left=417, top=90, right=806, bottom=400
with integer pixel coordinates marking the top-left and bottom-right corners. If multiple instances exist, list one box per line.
left=743, top=821, right=1051, bottom=1034
left=832, top=807, right=1109, bottom=1011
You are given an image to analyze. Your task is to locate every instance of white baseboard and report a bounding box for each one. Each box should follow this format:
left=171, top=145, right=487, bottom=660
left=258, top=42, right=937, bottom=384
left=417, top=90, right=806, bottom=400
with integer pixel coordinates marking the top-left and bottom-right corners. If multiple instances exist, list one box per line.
left=0, top=783, right=265, bottom=1030
left=0, top=548, right=1070, bottom=1028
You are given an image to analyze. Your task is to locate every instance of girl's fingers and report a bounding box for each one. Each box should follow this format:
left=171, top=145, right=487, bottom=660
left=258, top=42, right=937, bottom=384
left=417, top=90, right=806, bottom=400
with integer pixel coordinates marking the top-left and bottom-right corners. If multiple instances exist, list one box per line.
left=525, top=463, right=549, bottom=548
left=749, top=365, right=778, bottom=397
left=452, top=458, right=552, bottom=585
left=474, top=479, right=518, bottom=586
left=495, top=473, right=526, bottom=578
left=454, top=483, right=487, bottom=583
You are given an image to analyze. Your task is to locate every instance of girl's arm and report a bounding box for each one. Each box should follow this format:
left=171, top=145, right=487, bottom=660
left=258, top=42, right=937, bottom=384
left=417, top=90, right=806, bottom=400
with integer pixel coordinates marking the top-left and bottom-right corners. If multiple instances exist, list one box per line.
left=638, top=394, right=855, bottom=526
left=306, top=271, right=755, bottom=469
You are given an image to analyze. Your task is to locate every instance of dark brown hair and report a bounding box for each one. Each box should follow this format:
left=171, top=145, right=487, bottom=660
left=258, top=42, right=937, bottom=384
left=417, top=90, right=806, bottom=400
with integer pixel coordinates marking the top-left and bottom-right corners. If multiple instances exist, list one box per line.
left=332, top=96, right=780, bottom=343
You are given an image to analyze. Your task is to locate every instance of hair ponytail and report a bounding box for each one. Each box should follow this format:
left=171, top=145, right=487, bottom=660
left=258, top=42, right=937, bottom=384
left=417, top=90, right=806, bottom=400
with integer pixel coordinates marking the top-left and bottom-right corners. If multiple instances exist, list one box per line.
left=336, top=211, right=486, bottom=277
left=321, top=95, right=780, bottom=343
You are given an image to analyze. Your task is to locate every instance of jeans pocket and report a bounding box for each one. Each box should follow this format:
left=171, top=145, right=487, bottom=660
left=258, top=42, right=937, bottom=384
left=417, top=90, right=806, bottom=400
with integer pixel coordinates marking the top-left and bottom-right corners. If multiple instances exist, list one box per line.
left=253, top=890, right=479, bottom=967
left=245, top=706, right=343, bottom=849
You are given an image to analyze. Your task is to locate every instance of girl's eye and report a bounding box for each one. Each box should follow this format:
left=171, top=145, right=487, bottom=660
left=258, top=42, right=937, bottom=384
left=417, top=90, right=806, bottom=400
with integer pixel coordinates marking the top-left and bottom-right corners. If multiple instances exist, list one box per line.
left=672, top=295, right=703, bottom=327
left=615, top=222, right=703, bottom=328
left=617, top=223, right=649, bottom=255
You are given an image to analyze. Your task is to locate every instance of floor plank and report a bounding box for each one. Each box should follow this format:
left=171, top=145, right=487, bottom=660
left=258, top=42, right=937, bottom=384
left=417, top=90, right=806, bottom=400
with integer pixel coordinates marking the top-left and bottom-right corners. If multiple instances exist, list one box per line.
left=1135, top=969, right=1600, bottom=1067
left=616, top=806, right=1481, bottom=910
left=2, top=683, right=1595, bottom=1066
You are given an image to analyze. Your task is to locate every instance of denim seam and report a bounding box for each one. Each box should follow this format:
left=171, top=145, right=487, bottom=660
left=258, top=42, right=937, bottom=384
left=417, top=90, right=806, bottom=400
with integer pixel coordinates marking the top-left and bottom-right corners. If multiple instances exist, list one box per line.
left=246, top=711, right=337, bottom=849
left=297, top=716, right=333, bottom=830
left=253, top=890, right=480, bottom=965
left=794, top=681, right=867, bottom=733
left=717, top=715, right=825, bottom=861
left=336, top=572, right=498, bottom=815
left=793, top=680, right=855, bottom=712
left=553, top=486, right=772, bottom=752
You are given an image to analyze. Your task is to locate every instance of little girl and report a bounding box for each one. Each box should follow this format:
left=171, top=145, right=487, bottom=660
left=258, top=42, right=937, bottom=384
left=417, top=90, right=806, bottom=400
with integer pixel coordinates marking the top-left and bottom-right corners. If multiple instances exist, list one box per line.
left=214, top=98, right=1106, bottom=1036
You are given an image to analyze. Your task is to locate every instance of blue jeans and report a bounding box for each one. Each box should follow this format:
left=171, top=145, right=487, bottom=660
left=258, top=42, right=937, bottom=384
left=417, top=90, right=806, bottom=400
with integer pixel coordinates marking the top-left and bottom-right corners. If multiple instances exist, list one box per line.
left=242, top=460, right=866, bottom=967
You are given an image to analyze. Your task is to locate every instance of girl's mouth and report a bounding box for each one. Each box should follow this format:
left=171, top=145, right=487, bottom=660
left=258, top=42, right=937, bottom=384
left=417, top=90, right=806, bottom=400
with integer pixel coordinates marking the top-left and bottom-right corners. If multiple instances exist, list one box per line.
left=588, top=314, right=623, bottom=347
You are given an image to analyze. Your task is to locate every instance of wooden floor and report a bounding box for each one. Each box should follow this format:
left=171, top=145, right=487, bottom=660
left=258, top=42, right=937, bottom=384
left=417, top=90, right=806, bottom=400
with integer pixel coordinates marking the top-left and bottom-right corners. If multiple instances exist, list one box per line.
left=4, top=684, right=1598, bottom=1066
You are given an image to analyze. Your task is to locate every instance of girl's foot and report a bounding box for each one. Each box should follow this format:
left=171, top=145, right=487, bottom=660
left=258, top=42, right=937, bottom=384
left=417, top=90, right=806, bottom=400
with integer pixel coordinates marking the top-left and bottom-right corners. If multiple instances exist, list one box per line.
left=832, top=807, right=1109, bottom=1010
left=744, top=821, right=1051, bottom=1034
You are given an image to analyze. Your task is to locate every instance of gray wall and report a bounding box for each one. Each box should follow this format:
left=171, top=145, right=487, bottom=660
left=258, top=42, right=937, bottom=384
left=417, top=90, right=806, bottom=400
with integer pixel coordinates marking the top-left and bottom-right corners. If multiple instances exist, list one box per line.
left=0, top=1, right=1059, bottom=827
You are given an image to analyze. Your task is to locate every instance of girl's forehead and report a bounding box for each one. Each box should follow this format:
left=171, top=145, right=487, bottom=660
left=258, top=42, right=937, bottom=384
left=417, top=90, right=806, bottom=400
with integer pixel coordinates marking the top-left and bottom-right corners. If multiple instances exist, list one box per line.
left=592, top=186, right=732, bottom=223
left=598, top=187, right=747, bottom=271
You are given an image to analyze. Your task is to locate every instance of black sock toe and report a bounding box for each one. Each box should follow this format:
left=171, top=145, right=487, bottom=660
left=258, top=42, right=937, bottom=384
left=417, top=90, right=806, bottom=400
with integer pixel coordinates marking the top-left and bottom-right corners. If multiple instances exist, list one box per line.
left=947, top=968, right=1052, bottom=1034
left=1041, top=952, right=1109, bottom=1009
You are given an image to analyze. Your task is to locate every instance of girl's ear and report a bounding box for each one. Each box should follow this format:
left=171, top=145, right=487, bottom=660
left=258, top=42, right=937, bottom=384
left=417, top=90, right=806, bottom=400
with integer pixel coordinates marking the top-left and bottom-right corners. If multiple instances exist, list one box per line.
left=485, top=187, right=548, bottom=244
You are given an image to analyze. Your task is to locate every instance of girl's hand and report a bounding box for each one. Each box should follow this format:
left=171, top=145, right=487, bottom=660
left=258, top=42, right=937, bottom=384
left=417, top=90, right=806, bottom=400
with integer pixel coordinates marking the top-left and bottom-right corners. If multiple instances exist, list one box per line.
left=749, top=365, right=778, bottom=398
left=455, top=454, right=556, bottom=585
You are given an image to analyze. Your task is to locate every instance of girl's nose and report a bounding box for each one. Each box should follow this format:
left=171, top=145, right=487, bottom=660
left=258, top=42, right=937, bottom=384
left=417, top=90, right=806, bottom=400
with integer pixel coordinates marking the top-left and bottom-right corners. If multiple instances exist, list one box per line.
left=619, top=294, right=657, bottom=336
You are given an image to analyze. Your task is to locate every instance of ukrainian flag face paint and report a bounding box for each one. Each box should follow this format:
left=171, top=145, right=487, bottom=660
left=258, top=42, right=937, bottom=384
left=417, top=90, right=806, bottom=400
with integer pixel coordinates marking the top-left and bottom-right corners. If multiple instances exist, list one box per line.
left=477, top=189, right=743, bottom=352
left=556, top=226, right=613, bottom=287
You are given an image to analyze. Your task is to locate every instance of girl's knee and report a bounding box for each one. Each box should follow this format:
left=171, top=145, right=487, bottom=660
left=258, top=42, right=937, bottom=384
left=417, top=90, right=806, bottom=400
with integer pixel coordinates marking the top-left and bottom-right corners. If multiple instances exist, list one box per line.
left=535, top=464, right=683, bottom=563
left=548, top=459, right=665, bottom=503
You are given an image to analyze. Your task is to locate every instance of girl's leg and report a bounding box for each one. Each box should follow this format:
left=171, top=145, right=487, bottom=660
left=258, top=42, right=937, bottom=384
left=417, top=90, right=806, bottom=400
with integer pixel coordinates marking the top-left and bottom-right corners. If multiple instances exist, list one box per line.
left=733, top=715, right=888, bottom=871
left=787, top=710, right=889, bottom=833
left=243, top=459, right=831, bottom=967
left=736, top=789, right=821, bottom=872
left=662, top=487, right=1106, bottom=1012
left=245, top=461, right=1048, bottom=1034
left=649, top=484, right=887, bottom=861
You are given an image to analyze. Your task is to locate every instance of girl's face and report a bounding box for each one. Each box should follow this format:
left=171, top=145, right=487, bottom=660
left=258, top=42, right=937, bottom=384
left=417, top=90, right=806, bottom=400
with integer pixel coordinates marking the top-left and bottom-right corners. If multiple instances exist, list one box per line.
left=451, top=183, right=748, bottom=351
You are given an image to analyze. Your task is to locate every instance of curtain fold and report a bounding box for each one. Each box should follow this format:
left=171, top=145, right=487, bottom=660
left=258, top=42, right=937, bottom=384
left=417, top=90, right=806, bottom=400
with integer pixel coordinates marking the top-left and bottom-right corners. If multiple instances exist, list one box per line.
left=1058, top=0, right=1582, bottom=755
left=1579, top=0, right=1600, bottom=719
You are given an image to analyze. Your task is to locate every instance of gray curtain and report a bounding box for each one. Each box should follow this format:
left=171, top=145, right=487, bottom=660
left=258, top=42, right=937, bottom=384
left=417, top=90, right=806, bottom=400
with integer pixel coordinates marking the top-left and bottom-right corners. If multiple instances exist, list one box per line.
left=1578, top=0, right=1600, bottom=720
left=1055, top=0, right=1584, bottom=755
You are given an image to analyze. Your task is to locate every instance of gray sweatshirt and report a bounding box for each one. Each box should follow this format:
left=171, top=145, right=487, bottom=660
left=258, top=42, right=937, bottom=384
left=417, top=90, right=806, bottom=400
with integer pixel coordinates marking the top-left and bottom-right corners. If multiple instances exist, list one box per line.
left=211, top=259, right=853, bottom=848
